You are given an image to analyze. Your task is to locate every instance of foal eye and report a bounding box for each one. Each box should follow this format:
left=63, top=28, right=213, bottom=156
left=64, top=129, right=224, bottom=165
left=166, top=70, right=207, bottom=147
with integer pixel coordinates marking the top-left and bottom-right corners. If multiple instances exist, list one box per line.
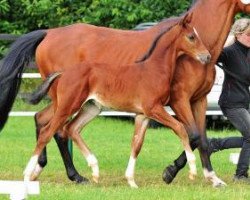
left=187, top=34, right=195, bottom=41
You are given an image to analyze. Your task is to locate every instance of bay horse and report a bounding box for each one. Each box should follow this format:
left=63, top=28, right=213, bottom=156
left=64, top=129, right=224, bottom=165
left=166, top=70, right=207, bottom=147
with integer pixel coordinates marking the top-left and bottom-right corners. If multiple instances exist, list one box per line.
left=0, top=0, right=250, bottom=187
left=24, top=14, right=210, bottom=188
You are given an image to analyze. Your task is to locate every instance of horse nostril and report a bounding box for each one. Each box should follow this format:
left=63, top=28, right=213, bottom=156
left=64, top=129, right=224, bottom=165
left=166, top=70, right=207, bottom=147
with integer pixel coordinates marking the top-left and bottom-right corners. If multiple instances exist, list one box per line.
left=206, top=54, right=211, bottom=62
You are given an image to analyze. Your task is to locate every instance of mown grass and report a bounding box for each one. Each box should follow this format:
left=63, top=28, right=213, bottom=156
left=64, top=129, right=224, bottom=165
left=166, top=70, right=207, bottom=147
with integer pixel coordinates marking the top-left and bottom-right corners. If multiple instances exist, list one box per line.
left=12, top=98, right=50, bottom=111
left=0, top=117, right=248, bottom=200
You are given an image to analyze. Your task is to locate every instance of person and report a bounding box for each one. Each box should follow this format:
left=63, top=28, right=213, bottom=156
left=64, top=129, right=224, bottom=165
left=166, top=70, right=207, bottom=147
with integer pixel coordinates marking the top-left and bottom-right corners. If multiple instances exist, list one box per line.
left=212, top=18, right=250, bottom=183
left=164, top=18, right=250, bottom=184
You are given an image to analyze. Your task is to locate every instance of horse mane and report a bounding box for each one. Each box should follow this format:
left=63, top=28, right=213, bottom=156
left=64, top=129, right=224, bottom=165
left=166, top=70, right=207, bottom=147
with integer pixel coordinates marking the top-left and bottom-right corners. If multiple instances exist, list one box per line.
left=160, top=16, right=182, bottom=25
left=135, top=22, right=179, bottom=63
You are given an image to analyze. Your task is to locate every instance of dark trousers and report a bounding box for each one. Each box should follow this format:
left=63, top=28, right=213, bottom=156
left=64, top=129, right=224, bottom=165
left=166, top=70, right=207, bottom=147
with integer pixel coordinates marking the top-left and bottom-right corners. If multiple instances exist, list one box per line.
left=218, top=107, right=250, bottom=176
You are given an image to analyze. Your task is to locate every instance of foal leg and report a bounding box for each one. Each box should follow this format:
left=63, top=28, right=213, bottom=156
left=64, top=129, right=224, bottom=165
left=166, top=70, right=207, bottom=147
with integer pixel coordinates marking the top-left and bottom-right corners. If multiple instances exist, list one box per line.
left=162, top=98, right=201, bottom=184
left=63, top=103, right=101, bottom=183
left=33, top=104, right=86, bottom=183
left=24, top=113, right=69, bottom=181
left=192, top=97, right=226, bottom=187
left=125, top=114, right=149, bottom=188
left=146, top=104, right=197, bottom=180
left=164, top=97, right=225, bottom=187
left=32, top=105, right=52, bottom=180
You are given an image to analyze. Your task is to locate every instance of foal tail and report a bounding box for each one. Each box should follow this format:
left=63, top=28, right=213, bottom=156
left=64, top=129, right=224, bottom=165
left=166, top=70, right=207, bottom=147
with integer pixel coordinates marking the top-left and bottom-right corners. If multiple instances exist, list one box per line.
left=0, top=30, right=47, bottom=131
left=28, top=72, right=62, bottom=105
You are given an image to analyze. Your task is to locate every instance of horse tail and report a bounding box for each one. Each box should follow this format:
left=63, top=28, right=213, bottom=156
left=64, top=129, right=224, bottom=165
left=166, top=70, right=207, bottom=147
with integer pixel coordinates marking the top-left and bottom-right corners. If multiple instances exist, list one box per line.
left=28, top=72, right=62, bottom=105
left=0, top=30, right=47, bottom=131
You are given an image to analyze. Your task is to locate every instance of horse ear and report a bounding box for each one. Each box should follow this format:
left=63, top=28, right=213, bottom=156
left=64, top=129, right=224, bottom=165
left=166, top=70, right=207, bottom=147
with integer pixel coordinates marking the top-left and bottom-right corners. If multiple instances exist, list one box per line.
left=185, top=12, right=193, bottom=24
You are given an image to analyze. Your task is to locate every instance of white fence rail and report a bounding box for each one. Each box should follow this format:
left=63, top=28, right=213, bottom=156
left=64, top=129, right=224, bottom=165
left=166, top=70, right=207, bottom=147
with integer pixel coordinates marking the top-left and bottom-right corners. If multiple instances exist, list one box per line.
left=0, top=180, right=39, bottom=200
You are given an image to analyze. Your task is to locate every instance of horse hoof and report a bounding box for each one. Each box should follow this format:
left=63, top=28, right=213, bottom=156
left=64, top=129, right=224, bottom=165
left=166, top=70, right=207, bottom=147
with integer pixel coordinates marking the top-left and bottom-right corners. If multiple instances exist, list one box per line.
left=76, top=176, right=89, bottom=184
left=162, top=165, right=178, bottom=184
left=69, top=174, right=89, bottom=184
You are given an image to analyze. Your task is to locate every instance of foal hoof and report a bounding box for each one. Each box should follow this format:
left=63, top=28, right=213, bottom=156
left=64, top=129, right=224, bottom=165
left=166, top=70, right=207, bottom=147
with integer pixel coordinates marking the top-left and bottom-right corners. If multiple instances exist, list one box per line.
left=69, top=174, right=89, bottom=184
left=30, top=174, right=38, bottom=181
left=126, top=177, right=139, bottom=188
left=213, top=180, right=227, bottom=188
left=162, top=165, right=179, bottom=184
left=128, top=181, right=138, bottom=188
left=92, top=176, right=99, bottom=184
left=30, top=165, right=44, bottom=181
left=189, top=172, right=196, bottom=181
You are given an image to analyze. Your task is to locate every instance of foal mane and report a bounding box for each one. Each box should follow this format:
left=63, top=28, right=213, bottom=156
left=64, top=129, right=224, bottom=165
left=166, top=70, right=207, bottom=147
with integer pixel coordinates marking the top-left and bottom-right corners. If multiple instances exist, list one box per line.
left=136, top=0, right=198, bottom=63
left=136, top=22, right=179, bottom=63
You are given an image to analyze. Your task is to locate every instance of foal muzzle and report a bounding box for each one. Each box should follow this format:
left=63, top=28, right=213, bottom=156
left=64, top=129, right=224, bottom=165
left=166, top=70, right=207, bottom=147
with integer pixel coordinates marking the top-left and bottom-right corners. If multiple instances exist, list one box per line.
left=197, top=53, right=211, bottom=64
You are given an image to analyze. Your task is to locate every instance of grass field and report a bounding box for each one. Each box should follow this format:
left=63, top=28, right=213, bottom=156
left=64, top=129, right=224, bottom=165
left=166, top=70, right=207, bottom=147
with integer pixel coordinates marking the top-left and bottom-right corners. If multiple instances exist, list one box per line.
left=0, top=117, right=248, bottom=200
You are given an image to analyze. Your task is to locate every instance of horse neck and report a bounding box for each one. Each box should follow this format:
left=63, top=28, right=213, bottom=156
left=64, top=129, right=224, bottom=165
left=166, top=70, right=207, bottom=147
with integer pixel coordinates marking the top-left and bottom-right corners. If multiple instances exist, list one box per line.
left=191, top=0, right=237, bottom=60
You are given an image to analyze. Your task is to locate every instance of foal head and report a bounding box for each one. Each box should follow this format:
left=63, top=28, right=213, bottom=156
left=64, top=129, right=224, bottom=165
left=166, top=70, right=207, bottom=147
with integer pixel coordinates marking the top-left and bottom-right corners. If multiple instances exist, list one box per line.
left=137, top=13, right=211, bottom=65
left=176, top=13, right=211, bottom=64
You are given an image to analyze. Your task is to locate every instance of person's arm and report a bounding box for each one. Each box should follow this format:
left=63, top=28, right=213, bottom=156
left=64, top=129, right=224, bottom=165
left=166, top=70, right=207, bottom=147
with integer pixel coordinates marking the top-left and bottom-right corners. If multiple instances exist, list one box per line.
left=217, top=50, right=227, bottom=65
left=217, top=48, right=249, bottom=85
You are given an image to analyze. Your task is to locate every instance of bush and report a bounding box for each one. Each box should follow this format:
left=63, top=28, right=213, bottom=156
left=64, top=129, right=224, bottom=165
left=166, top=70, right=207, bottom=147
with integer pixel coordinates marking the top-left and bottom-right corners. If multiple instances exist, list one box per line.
left=1, top=0, right=190, bottom=32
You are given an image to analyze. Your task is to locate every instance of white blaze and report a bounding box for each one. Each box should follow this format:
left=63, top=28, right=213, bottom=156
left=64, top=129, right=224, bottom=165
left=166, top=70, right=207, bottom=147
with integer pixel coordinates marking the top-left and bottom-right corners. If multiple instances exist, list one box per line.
left=193, top=27, right=200, bottom=39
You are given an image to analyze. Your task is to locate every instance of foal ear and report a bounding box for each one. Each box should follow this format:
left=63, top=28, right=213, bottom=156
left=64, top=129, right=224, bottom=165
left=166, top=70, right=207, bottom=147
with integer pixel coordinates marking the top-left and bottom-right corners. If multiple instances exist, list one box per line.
left=180, top=12, right=193, bottom=27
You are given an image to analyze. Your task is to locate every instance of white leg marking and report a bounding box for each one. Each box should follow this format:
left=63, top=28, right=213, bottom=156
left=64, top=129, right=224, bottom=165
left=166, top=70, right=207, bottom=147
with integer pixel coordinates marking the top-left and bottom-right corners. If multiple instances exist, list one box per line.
left=86, top=154, right=99, bottom=183
left=125, top=156, right=138, bottom=188
left=185, top=151, right=197, bottom=180
left=203, top=168, right=227, bottom=187
left=23, top=155, right=39, bottom=181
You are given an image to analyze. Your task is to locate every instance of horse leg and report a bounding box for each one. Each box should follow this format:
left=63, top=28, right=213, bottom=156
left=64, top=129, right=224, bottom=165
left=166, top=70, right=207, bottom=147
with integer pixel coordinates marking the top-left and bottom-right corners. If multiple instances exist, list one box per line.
left=162, top=98, right=200, bottom=184
left=192, top=97, right=226, bottom=187
left=53, top=133, right=88, bottom=183
left=146, top=104, right=197, bottom=180
left=125, top=114, right=149, bottom=188
left=33, top=104, right=86, bottom=183
left=63, top=103, right=101, bottom=183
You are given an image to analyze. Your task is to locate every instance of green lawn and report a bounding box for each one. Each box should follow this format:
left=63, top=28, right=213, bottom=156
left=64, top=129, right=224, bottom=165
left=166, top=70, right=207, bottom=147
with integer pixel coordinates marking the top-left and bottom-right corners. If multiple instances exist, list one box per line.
left=0, top=117, right=248, bottom=200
